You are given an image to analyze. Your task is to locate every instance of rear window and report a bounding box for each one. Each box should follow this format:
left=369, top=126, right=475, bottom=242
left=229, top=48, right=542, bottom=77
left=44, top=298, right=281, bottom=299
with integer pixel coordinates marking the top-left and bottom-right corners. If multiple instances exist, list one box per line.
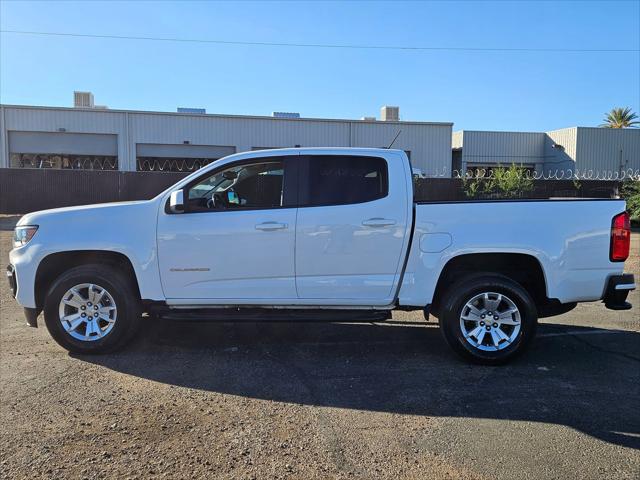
left=301, top=155, right=388, bottom=207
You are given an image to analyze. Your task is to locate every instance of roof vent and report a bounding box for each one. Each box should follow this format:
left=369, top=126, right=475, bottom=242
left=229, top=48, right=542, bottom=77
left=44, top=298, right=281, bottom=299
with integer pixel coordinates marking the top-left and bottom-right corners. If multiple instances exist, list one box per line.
left=177, top=107, right=206, bottom=114
left=272, top=112, right=301, bottom=119
left=73, top=91, right=108, bottom=109
left=380, top=106, right=399, bottom=121
left=361, top=116, right=376, bottom=121
left=73, top=91, right=94, bottom=108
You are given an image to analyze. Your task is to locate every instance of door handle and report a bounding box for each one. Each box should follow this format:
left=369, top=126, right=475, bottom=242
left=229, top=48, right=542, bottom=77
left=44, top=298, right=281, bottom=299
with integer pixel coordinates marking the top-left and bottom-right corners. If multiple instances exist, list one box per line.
left=362, top=218, right=397, bottom=227
left=255, top=221, right=288, bottom=231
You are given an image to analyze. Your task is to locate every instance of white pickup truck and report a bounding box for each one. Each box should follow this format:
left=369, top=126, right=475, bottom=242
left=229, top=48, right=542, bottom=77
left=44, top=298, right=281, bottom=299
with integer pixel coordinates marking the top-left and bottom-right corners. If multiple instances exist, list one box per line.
left=7, top=148, right=635, bottom=364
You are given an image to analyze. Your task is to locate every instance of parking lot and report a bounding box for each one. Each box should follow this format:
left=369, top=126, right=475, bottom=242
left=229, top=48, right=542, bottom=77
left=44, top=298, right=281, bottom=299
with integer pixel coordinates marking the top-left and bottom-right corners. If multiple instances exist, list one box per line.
left=1, top=215, right=639, bottom=479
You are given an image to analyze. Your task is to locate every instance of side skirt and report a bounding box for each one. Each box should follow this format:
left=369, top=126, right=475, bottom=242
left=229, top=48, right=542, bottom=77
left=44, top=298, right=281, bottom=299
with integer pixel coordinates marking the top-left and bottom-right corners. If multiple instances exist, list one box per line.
left=144, top=303, right=392, bottom=323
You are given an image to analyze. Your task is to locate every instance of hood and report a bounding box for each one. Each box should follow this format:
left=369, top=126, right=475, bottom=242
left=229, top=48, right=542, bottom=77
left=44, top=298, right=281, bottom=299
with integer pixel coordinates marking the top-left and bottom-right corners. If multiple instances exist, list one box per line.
left=17, top=200, right=154, bottom=227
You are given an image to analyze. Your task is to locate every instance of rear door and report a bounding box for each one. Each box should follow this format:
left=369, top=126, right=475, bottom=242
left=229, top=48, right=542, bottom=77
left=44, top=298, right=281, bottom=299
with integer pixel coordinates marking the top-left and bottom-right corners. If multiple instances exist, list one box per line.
left=294, top=152, right=412, bottom=304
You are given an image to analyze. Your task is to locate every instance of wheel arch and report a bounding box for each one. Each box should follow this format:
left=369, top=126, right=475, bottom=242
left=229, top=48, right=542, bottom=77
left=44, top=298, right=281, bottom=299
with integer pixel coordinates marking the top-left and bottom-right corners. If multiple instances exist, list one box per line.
left=34, top=250, right=141, bottom=310
left=431, top=252, right=549, bottom=316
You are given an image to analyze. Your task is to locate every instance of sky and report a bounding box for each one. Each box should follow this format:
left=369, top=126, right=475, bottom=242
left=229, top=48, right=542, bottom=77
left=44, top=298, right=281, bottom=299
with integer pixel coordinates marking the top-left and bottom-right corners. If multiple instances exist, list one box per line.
left=0, top=0, right=639, bottom=132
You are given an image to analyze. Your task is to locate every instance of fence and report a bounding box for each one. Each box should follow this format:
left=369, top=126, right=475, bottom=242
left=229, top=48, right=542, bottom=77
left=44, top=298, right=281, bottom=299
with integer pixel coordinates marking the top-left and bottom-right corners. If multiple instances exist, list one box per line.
left=413, top=178, right=621, bottom=202
left=0, top=168, right=626, bottom=214
left=0, top=169, right=189, bottom=214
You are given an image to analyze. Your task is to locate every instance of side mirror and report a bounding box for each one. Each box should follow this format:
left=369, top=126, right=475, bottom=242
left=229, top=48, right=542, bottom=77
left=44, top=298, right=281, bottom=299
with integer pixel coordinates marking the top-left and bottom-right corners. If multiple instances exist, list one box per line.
left=169, top=189, right=185, bottom=213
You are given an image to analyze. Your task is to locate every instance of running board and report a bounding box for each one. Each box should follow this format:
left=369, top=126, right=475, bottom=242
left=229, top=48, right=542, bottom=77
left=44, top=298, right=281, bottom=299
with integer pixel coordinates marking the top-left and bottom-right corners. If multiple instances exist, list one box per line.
left=152, top=307, right=391, bottom=323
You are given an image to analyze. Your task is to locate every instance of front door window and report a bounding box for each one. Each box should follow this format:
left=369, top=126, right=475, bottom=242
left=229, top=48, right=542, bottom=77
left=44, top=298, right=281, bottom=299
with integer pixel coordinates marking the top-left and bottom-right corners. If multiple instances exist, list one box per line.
left=187, top=161, right=284, bottom=212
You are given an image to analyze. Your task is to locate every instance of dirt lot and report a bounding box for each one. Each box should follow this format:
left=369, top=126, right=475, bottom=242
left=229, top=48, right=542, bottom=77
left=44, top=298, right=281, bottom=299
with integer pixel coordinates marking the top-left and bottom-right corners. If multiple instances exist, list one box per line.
left=1, top=216, right=639, bottom=479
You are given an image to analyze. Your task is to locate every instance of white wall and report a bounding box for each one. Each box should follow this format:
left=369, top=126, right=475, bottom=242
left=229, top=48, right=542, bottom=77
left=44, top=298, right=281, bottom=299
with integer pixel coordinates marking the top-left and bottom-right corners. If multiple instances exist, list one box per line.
left=0, top=106, right=7, bottom=168
left=458, top=130, right=546, bottom=172
left=0, top=105, right=453, bottom=174
left=2, top=105, right=129, bottom=169
left=575, top=127, right=640, bottom=176
left=544, top=127, right=578, bottom=174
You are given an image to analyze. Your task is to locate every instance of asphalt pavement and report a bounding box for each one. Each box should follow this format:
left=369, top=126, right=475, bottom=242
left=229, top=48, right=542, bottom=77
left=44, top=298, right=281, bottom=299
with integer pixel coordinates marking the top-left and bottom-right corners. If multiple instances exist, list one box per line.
left=1, top=216, right=638, bottom=479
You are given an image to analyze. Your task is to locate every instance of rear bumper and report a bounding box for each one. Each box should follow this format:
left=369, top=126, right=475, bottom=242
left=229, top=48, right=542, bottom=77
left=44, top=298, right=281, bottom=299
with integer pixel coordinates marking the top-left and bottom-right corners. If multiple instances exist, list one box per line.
left=603, top=273, right=635, bottom=310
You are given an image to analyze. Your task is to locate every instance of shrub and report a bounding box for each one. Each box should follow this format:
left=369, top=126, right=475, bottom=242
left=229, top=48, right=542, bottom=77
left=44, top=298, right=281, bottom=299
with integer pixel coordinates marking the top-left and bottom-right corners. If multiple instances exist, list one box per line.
left=621, top=178, right=640, bottom=226
left=461, top=175, right=485, bottom=198
left=462, top=164, right=534, bottom=199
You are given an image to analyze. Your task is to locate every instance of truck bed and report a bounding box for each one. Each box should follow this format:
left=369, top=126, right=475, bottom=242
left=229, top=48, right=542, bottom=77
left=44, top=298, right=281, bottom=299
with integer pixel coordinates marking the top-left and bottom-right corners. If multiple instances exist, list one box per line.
left=399, top=198, right=627, bottom=307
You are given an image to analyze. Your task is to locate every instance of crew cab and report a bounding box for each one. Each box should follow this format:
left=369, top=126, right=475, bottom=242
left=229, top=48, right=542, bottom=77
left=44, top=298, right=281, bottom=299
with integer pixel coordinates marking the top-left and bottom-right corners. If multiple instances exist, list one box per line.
left=7, top=148, right=635, bottom=364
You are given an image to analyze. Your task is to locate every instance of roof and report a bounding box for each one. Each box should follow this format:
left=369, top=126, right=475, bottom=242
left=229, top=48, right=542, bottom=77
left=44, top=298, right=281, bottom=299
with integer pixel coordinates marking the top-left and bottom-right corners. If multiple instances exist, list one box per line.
left=219, top=147, right=407, bottom=161
left=453, top=129, right=546, bottom=135
left=0, top=104, right=454, bottom=127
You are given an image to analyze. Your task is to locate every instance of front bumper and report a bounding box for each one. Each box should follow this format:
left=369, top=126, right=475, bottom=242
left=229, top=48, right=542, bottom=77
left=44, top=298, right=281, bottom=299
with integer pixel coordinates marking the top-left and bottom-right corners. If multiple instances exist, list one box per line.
left=6, top=264, right=17, bottom=298
left=603, top=273, right=635, bottom=310
left=23, top=307, right=39, bottom=328
left=6, top=264, right=39, bottom=327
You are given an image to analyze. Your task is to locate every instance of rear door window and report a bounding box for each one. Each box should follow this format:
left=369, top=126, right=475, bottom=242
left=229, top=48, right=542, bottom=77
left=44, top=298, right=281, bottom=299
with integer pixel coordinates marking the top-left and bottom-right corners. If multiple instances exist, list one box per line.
left=299, top=155, right=388, bottom=207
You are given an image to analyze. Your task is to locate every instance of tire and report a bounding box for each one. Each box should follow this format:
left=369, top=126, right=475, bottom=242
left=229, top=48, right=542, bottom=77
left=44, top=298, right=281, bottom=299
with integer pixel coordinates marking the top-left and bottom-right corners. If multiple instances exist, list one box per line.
left=438, top=273, right=537, bottom=365
left=43, top=264, right=141, bottom=354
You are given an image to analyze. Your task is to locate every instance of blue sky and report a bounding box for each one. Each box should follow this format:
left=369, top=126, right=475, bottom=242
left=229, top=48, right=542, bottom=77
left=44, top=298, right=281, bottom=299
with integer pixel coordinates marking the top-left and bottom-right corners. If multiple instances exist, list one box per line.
left=1, top=0, right=638, bottom=131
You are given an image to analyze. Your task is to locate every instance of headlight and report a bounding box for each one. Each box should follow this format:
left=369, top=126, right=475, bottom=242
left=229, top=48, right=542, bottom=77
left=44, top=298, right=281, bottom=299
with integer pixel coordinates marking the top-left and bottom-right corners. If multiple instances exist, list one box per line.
left=13, top=226, right=38, bottom=248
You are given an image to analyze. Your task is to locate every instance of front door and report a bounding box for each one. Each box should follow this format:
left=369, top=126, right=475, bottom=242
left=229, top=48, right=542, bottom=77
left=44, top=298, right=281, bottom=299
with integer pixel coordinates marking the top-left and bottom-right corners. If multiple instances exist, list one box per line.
left=295, top=153, right=411, bottom=303
left=157, top=156, right=298, bottom=301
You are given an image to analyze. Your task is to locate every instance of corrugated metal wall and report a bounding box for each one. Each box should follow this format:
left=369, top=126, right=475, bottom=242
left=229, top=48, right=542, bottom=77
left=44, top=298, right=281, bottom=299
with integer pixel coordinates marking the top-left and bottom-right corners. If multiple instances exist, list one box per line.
left=6, top=105, right=638, bottom=179
left=461, top=130, right=546, bottom=167
left=0, top=105, right=453, bottom=174
left=457, top=127, right=640, bottom=177
left=0, top=106, right=6, bottom=168
left=575, top=127, right=640, bottom=175
left=2, top=106, right=130, bottom=167
left=351, top=122, right=453, bottom=176
left=544, top=127, right=578, bottom=173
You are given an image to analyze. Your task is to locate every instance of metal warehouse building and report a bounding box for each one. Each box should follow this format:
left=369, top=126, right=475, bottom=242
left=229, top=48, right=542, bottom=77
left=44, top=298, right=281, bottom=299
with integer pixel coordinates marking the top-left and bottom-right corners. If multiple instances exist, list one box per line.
left=0, top=104, right=454, bottom=176
left=453, top=127, right=640, bottom=177
left=2, top=100, right=638, bottom=180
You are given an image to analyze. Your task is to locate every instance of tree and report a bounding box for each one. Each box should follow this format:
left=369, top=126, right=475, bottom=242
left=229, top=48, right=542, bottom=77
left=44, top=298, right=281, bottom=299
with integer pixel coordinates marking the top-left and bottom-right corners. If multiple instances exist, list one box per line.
left=600, top=107, right=639, bottom=128
left=620, top=178, right=640, bottom=226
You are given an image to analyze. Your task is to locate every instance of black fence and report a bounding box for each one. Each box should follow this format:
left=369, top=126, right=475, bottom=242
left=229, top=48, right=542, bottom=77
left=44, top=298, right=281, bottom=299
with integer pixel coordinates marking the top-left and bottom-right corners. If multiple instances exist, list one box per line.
left=0, top=168, right=622, bottom=215
left=413, top=178, right=621, bottom=202
left=0, top=169, right=189, bottom=214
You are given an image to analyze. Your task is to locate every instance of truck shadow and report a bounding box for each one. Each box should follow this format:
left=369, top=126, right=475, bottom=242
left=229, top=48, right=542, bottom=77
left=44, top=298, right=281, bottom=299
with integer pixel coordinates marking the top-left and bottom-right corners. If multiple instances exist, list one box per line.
left=75, top=319, right=640, bottom=450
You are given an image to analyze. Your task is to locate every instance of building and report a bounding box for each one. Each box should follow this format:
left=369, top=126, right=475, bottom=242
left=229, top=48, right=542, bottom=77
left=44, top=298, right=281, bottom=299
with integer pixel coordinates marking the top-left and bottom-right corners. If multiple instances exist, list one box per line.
left=3, top=98, right=638, bottom=179
left=0, top=104, right=453, bottom=175
left=453, top=127, right=640, bottom=177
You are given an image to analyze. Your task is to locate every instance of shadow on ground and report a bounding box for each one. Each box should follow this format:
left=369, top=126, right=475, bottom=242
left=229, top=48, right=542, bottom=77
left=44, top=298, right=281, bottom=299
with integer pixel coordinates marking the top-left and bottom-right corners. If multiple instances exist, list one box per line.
left=76, top=319, right=640, bottom=449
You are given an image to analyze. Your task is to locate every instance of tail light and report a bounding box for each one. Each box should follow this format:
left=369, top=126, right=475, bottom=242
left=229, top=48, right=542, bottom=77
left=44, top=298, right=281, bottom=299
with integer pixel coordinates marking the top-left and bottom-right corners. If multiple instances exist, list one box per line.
left=610, top=212, right=631, bottom=262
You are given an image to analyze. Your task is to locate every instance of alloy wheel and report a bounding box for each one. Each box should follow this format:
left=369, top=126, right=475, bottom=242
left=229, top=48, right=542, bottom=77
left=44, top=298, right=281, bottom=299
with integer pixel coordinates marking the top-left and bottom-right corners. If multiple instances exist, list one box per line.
left=459, top=292, right=521, bottom=351
left=58, top=283, right=117, bottom=341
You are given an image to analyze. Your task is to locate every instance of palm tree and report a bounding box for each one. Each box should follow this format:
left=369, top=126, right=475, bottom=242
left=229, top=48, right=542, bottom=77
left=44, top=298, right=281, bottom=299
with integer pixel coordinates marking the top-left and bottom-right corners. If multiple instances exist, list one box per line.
left=600, top=107, right=639, bottom=128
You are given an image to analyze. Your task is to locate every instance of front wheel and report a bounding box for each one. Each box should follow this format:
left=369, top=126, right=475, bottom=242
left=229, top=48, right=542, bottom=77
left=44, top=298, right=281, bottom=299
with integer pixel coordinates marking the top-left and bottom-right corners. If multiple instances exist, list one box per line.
left=438, top=274, right=537, bottom=365
left=43, top=264, right=141, bottom=354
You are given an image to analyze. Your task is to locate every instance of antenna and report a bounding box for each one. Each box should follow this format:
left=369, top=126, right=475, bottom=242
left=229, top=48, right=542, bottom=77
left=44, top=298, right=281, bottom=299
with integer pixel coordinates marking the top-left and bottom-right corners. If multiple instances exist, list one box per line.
left=386, top=130, right=402, bottom=149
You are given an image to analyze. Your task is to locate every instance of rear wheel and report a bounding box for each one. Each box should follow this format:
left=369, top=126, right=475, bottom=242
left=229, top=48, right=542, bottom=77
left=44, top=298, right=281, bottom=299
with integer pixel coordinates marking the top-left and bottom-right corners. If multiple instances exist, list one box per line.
left=438, top=274, right=537, bottom=365
left=44, top=264, right=141, bottom=354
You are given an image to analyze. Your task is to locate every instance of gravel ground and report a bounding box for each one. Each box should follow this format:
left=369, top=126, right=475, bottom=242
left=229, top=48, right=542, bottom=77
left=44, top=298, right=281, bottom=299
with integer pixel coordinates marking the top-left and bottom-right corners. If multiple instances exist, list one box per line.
left=1, top=215, right=639, bottom=479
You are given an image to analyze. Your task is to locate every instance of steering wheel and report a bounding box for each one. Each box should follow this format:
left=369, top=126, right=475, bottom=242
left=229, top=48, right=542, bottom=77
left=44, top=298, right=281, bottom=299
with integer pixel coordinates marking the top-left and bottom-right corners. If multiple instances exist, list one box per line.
left=206, top=192, right=228, bottom=210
